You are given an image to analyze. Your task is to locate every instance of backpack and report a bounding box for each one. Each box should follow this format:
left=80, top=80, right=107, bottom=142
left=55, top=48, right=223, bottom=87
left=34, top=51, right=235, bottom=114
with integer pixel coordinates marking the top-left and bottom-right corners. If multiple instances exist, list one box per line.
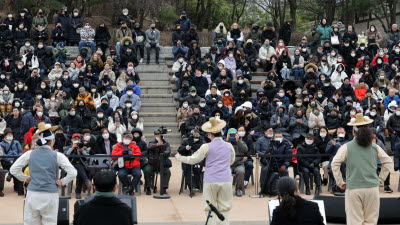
left=260, top=162, right=279, bottom=196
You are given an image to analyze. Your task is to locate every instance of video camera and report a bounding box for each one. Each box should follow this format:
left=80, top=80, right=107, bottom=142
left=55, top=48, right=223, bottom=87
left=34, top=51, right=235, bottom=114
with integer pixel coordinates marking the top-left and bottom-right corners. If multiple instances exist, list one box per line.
left=155, top=126, right=170, bottom=135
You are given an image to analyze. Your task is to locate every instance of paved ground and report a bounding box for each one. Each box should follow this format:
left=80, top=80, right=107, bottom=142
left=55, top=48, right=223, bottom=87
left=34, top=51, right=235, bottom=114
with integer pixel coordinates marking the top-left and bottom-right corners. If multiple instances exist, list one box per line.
left=0, top=158, right=399, bottom=225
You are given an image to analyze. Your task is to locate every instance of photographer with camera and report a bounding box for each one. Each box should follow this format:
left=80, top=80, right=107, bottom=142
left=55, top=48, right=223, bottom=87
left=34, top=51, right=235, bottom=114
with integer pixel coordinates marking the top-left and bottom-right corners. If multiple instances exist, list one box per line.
left=111, top=132, right=142, bottom=196
left=66, top=133, right=91, bottom=199
left=145, top=128, right=171, bottom=195
left=177, top=129, right=205, bottom=195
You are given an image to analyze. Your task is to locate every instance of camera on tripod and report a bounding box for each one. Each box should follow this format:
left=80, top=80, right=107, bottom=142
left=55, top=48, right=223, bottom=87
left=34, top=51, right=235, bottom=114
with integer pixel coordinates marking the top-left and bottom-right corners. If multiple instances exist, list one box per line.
left=155, top=126, right=170, bottom=135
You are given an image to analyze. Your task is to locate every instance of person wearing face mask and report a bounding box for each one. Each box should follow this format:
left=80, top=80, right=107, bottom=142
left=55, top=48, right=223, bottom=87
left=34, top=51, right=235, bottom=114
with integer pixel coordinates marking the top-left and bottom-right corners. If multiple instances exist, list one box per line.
left=173, top=11, right=192, bottom=34
left=386, top=24, right=400, bottom=50
left=57, top=89, right=74, bottom=117
left=11, top=61, right=29, bottom=86
left=243, top=109, right=262, bottom=141
left=96, top=97, right=112, bottom=117
left=60, top=108, right=83, bottom=138
left=342, top=25, right=358, bottom=48
left=77, top=22, right=95, bottom=53
left=308, top=107, right=326, bottom=132
left=91, top=108, right=109, bottom=136
left=270, top=105, right=290, bottom=138
left=145, top=23, right=160, bottom=64
left=130, top=128, right=147, bottom=167
left=172, top=24, right=186, bottom=46
left=100, top=86, right=119, bottom=111
left=74, top=99, right=92, bottom=128
left=367, top=108, right=386, bottom=143
left=93, top=22, right=111, bottom=54
left=107, top=111, right=126, bottom=142
left=185, top=107, right=207, bottom=136
left=177, top=100, right=192, bottom=138
left=359, top=88, right=377, bottom=112
left=32, top=9, right=48, bottom=30
left=297, top=134, right=321, bottom=195
left=329, top=63, right=347, bottom=89
left=329, top=24, right=342, bottom=49
left=33, top=106, right=50, bottom=126
left=289, top=108, right=308, bottom=143
left=177, top=129, right=205, bottom=196
left=93, top=128, right=117, bottom=156
left=52, top=126, right=69, bottom=153
left=111, top=132, right=142, bottom=196
left=261, top=22, right=277, bottom=48
left=367, top=25, right=383, bottom=55
left=255, top=126, right=275, bottom=165
left=80, top=129, right=96, bottom=154
left=183, top=86, right=201, bottom=107
left=356, top=43, right=373, bottom=61
left=118, top=86, right=141, bottom=111
left=227, top=23, right=244, bottom=48
left=339, top=38, right=354, bottom=63
left=0, top=85, right=13, bottom=114
left=146, top=129, right=172, bottom=196
left=320, top=78, right=336, bottom=100
left=10, top=123, right=77, bottom=223
left=74, top=87, right=95, bottom=111
left=386, top=106, right=400, bottom=151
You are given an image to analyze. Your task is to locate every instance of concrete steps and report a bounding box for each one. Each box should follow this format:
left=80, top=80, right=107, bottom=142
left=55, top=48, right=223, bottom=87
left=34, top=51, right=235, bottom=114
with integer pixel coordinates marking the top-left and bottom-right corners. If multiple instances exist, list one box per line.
left=139, top=103, right=177, bottom=112
left=139, top=86, right=172, bottom=94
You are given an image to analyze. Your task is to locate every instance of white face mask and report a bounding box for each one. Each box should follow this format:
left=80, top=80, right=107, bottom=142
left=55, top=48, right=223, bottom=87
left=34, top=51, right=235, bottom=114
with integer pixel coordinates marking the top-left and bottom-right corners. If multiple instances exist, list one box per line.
left=73, top=84, right=79, bottom=88
left=84, top=136, right=90, bottom=141
left=295, top=89, right=302, bottom=95
left=123, top=139, right=131, bottom=145
left=396, top=111, right=400, bottom=116
left=127, top=91, right=133, bottom=96
left=379, top=52, right=384, bottom=57
left=267, top=133, right=274, bottom=138
left=18, top=65, right=23, bottom=69
left=338, top=133, right=345, bottom=138
left=18, top=85, right=23, bottom=89
left=74, top=13, right=78, bottom=17
left=107, top=91, right=112, bottom=96
left=15, top=102, right=20, bottom=107
left=320, top=132, right=327, bottom=138
left=56, top=83, right=62, bottom=88
left=218, top=104, right=223, bottom=108
left=377, top=60, right=382, bottom=64
left=351, top=53, right=356, bottom=57
left=371, top=28, right=375, bottom=32
left=183, top=103, right=188, bottom=108
left=229, top=54, right=233, bottom=58
left=275, top=138, right=283, bottom=143
left=278, top=93, right=284, bottom=97
left=302, top=48, right=307, bottom=52
left=305, top=140, right=313, bottom=145
left=178, top=58, right=184, bottom=63
left=276, top=102, right=282, bottom=106
left=128, top=66, right=134, bottom=70
left=6, top=136, right=13, bottom=141
left=370, top=112, right=376, bottom=116
left=395, top=49, right=400, bottom=53
left=102, top=133, right=109, bottom=139
left=72, top=140, right=79, bottom=144
left=97, top=113, right=104, bottom=118
left=8, top=14, right=12, bottom=18
left=238, top=131, right=245, bottom=137
left=225, top=93, right=229, bottom=97
left=344, top=44, right=349, bottom=47
left=338, top=58, right=342, bottom=62
left=191, top=93, right=196, bottom=97
left=41, top=85, right=46, bottom=89
left=215, top=115, right=220, bottom=120
left=296, top=102, right=302, bottom=107
left=126, top=103, right=132, bottom=108
left=25, top=43, right=30, bottom=47
left=132, top=115, right=138, bottom=120
left=200, top=103, right=206, bottom=107
left=155, top=137, right=161, bottom=142
left=0, top=75, right=5, bottom=79
left=238, top=80, right=243, bottom=84
left=36, top=112, right=43, bottom=117
left=350, top=111, right=356, bottom=116
left=360, top=47, right=365, bottom=50
left=380, top=76, right=385, bottom=80
left=70, top=112, right=76, bottom=116
left=51, top=97, right=55, bottom=101
left=123, top=12, right=128, bottom=16
left=37, top=95, right=42, bottom=99
left=279, top=43, right=283, bottom=46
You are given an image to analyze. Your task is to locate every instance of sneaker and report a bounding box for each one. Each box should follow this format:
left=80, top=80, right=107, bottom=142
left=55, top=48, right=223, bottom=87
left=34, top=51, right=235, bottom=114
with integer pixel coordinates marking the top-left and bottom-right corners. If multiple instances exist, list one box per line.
left=305, top=187, right=311, bottom=195
left=76, top=193, right=81, bottom=199
left=6, top=174, right=12, bottom=182
left=315, top=187, right=320, bottom=196
left=0, top=189, right=4, bottom=197
left=145, top=187, right=151, bottom=195
left=322, top=178, right=328, bottom=186
left=295, top=175, right=300, bottom=180
left=379, top=182, right=383, bottom=187
left=139, top=58, right=143, bottom=63
left=244, top=181, right=249, bottom=187
left=384, top=186, right=393, bottom=193
left=236, top=189, right=242, bottom=197
left=146, top=59, right=150, bottom=64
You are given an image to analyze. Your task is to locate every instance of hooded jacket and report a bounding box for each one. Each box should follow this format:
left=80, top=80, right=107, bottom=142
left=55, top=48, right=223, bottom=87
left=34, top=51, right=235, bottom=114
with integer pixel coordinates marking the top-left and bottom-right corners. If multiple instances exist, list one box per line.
left=270, top=105, right=289, bottom=135
left=246, top=24, right=261, bottom=43
left=111, top=141, right=141, bottom=168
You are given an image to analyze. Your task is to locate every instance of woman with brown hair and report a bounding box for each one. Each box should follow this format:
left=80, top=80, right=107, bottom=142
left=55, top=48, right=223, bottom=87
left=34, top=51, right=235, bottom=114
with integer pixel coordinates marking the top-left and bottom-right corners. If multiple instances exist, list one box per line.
left=332, top=114, right=393, bottom=225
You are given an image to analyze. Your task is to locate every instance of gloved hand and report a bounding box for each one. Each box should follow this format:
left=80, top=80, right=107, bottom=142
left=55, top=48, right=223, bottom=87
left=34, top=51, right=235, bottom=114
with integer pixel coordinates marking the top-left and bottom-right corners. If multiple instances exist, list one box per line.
left=395, top=167, right=399, bottom=172
left=309, top=164, right=315, bottom=169
left=186, top=145, right=191, bottom=150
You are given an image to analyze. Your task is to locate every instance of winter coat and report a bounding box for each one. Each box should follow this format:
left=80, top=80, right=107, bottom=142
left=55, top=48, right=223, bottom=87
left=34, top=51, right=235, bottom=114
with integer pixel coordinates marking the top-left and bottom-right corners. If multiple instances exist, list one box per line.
left=0, top=140, right=22, bottom=163
left=311, top=31, right=322, bottom=54
left=117, top=14, right=135, bottom=28
left=94, top=26, right=111, bottom=44
left=177, top=135, right=205, bottom=157
left=32, top=29, right=48, bottom=43
left=331, top=70, right=348, bottom=89
left=258, top=45, right=275, bottom=60
left=261, top=26, right=276, bottom=44
left=386, top=29, right=400, bottom=47
left=53, top=45, right=70, bottom=63
left=367, top=29, right=383, bottom=47
left=174, top=17, right=192, bottom=33
left=22, top=54, right=39, bottom=69
left=297, top=143, right=320, bottom=170
left=387, top=114, right=400, bottom=133
left=61, top=114, right=83, bottom=136
left=55, top=13, right=71, bottom=34
left=108, top=118, right=127, bottom=141
left=122, top=83, right=141, bottom=98
left=325, top=114, right=343, bottom=130
left=227, top=29, right=244, bottom=42
left=289, top=116, right=308, bottom=139
left=116, top=28, right=132, bottom=42
left=316, top=24, right=333, bottom=40
left=77, top=26, right=95, bottom=42
left=119, top=94, right=141, bottom=111
left=172, top=30, right=185, bottom=45
left=231, top=139, right=248, bottom=168
left=57, top=97, right=75, bottom=117
left=270, top=105, right=290, bottom=135
left=145, top=28, right=160, bottom=44
left=51, top=26, right=66, bottom=42
left=246, top=24, right=262, bottom=43
left=32, top=15, right=48, bottom=29
left=69, top=15, right=83, bottom=43
left=278, top=22, right=291, bottom=44
left=20, top=111, right=35, bottom=137
left=185, top=115, right=207, bottom=133
left=308, top=112, right=326, bottom=129
left=13, top=27, right=29, bottom=43
left=111, top=141, right=141, bottom=168
left=354, top=83, right=369, bottom=101
left=177, top=107, right=192, bottom=128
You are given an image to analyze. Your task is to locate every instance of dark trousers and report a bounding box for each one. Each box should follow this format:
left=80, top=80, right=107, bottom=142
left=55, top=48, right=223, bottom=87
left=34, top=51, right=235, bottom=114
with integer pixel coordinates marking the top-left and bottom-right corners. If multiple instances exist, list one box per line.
left=244, top=160, right=254, bottom=181
left=2, top=163, right=24, bottom=194
left=118, top=167, right=142, bottom=189
left=260, top=164, right=288, bottom=188
left=0, top=169, right=4, bottom=190
left=146, top=45, right=160, bottom=60
left=182, top=163, right=202, bottom=189
left=302, top=167, right=321, bottom=188
left=291, top=162, right=299, bottom=177
left=135, top=44, right=145, bottom=59
left=144, top=164, right=171, bottom=189
left=390, top=133, right=400, bottom=151
left=74, top=164, right=89, bottom=194
left=180, top=123, right=186, bottom=136
left=377, top=168, right=390, bottom=186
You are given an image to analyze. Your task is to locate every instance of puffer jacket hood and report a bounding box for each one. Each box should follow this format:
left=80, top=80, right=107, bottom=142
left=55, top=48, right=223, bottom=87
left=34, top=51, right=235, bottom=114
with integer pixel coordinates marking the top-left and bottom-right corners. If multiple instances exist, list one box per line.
left=121, top=36, right=133, bottom=45
left=131, top=128, right=143, bottom=137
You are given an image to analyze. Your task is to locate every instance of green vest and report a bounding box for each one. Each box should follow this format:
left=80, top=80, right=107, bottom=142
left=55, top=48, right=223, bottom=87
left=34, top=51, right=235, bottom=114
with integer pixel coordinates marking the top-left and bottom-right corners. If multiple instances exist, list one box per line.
left=346, top=140, right=379, bottom=189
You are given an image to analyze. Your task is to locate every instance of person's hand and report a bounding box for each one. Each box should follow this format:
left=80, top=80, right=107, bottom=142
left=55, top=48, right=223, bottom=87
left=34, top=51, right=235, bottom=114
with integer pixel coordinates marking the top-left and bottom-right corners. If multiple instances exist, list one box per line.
left=277, top=119, right=280, bottom=125
left=186, top=145, right=191, bottom=150
left=297, top=119, right=302, bottom=124
left=175, top=153, right=181, bottom=158
left=55, top=149, right=59, bottom=152
left=97, top=121, right=100, bottom=127
left=250, top=130, right=255, bottom=136
left=243, top=157, right=248, bottom=162
left=279, top=165, right=286, bottom=172
left=25, top=176, right=31, bottom=183
left=115, top=122, right=120, bottom=127
left=55, top=180, right=62, bottom=187
left=341, top=183, right=347, bottom=190
left=11, top=161, right=13, bottom=164
left=157, top=141, right=163, bottom=146
left=331, top=139, right=336, bottom=146
left=315, top=117, right=320, bottom=123
left=87, top=147, right=91, bottom=152
left=78, top=147, right=84, bottom=153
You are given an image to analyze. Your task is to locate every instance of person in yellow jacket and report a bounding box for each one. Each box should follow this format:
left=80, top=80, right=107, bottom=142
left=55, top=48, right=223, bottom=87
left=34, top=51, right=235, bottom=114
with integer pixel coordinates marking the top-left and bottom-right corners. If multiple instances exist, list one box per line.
left=75, top=87, right=95, bottom=110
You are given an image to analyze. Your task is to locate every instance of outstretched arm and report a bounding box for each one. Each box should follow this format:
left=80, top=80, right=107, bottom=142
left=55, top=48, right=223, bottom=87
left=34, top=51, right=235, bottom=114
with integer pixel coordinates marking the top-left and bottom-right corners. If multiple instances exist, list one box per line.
left=176, top=143, right=209, bottom=165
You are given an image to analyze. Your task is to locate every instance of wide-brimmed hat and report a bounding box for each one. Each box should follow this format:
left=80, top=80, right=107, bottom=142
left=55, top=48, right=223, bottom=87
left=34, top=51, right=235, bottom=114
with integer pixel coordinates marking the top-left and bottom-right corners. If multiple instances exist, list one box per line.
left=32, top=122, right=58, bottom=139
left=347, top=113, right=374, bottom=126
left=201, top=117, right=226, bottom=134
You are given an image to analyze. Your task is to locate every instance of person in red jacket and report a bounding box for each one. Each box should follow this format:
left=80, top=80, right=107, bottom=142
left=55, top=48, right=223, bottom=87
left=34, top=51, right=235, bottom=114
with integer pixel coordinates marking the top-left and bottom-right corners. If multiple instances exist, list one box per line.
left=354, top=79, right=369, bottom=102
left=111, top=132, right=142, bottom=195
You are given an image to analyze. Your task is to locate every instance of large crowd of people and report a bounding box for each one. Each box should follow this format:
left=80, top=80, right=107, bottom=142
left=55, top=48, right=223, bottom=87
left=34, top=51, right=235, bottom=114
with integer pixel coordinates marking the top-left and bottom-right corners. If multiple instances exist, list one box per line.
left=0, top=7, right=399, bottom=201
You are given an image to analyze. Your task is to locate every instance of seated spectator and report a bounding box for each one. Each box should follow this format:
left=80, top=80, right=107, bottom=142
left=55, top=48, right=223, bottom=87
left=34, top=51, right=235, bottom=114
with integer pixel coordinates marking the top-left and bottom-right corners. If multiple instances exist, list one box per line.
left=271, top=177, right=324, bottom=225
left=97, top=97, right=113, bottom=118
left=246, top=24, right=262, bottom=50
left=291, top=48, right=305, bottom=81
left=119, top=86, right=141, bottom=111
left=289, top=109, right=308, bottom=144
left=120, top=46, right=139, bottom=70
left=115, top=22, right=132, bottom=55
left=354, top=79, right=369, bottom=101
left=145, top=23, right=160, bottom=64
left=213, top=22, right=227, bottom=46
left=199, top=98, right=211, bottom=119
left=75, top=99, right=92, bottom=128
left=308, top=107, right=325, bottom=131
left=108, top=111, right=127, bottom=142
left=262, top=22, right=276, bottom=47
left=340, top=77, right=357, bottom=102
left=172, top=40, right=187, bottom=62
left=270, top=105, right=289, bottom=138
left=386, top=106, right=400, bottom=151
left=185, top=106, right=206, bottom=136
left=127, top=111, right=143, bottom=131
left=40, top=47, right=56, bottom=78
left=172, top=24, right=185, bottom=46
left=215, top=69, right=232, bottom=91
left=1, top=128, right=23, bottom=195
left=66, top=133, right=91, bottom=199
left=69, top=9, right=84, bottom=46
left=226, top=128, right=247, bottom=197
left=73, top=171, right=133, bottom=225
left=61, top=107, right=83, bottom=138
left=32, top=24, right=48, bottom=47
left=111, top=132, right=141, bottom=195
left=227, top=23, right=244, bottom=48
left=187, top=40, right=201, bottom=61
left=48, top=62, right=63, bottom=86
left=22, top=48, right=39, bottom=73
left=384, top=89, right=400, bottom=109
left=14, top=23, right=29, bottom=50
left=1, top=40, right=16, bottom=72
left=19, top=39, right=34, bottom=57
left=177, top=100, right=192, bottom=138
left=205, top=85, right=221, bottom=109
left=297, top=134, right=321, bottom=195
left=53, top=42, right=70, bottom=70
left=93, top=128, right=117, bottom=155
left=184, top=24, right=199, bottom=47
left=78, top=22, right=96, bottom=53
left=51, top=22, right=66, bottom=47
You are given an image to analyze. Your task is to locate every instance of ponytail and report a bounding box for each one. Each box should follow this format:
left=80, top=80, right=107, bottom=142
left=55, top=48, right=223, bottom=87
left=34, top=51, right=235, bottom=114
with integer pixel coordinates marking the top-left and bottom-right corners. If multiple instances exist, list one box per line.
left=280, top=194, right=299, bottom=220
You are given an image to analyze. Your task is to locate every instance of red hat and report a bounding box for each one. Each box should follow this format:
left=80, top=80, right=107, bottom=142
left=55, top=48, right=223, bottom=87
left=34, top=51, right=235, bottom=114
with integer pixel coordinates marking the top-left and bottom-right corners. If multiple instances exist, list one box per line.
left=72, top=133, right=81, bottom=138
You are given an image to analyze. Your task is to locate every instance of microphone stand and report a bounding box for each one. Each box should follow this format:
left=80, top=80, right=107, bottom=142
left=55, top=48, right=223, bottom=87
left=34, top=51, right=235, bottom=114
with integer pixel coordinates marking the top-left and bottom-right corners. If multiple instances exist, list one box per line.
left=205, top=210, right=213, bottom=225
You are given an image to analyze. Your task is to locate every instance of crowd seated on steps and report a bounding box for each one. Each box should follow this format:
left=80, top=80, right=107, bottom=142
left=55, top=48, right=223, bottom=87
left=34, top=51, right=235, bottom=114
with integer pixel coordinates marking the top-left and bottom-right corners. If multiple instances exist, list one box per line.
left=0, top=7, right=399, bottom=199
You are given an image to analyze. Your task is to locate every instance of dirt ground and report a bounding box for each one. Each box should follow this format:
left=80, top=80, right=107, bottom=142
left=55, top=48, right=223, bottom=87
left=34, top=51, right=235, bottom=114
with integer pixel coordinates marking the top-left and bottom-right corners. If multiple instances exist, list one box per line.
left=0, top=158, right=399, bottom=224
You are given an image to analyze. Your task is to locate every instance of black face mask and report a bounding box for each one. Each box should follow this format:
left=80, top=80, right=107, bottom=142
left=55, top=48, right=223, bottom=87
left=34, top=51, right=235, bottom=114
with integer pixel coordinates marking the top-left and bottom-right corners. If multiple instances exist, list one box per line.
left=193, top=112, right=199, bottom=116
left=101, top=103, right=108, bottom=108
left=56, top=133, right=64, bottom=138
left=132, top=137, right=141, bottom=143
left=176, top=28, right=181, bottom=32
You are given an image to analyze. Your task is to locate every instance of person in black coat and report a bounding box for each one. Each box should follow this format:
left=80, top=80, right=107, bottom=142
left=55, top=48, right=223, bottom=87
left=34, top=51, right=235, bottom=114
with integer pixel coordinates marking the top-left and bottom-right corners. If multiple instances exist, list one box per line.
left=261, top=22, right=276, bottom=47
left=271, top=177, right=324, bottom=225
left=94, top=128, right=117, bottom=155
left=278, top=21, right=291, bottom=46
left=51, top=22, right=66, bottom=46
left=73, top=171, right=133, bottom=225
left=172, top=24, right=185, bottom=45
left=131, top=128, right=148, bottom=169
left=61, top=108, right=83, bottom=138
left=94, top=23, right=111, bottom=53
left=313, top=127, right=331, bottom=186
left=185, top=107, right=207, bottom=136
left=297, top=134, right=321, bottom=195
left=117, top=8, right=135, bottom=28
left=32, top=24, right=48, bottom=46
left=120, top=46, right=139, bottom=69
left=342, top=25, right=358, bottom=48
left=177, top=130, right=205, bottom=193
left=187, top=40, right=201, bottom=61
left=191, top=68, right=208, bottom=98
left=0, top=21, right=13, bottom=46
left=75, top=99, right=92, bottom=128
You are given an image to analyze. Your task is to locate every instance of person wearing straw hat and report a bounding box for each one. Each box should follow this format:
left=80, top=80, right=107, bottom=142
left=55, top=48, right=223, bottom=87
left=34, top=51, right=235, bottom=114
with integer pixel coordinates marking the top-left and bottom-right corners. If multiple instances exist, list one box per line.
left=10, top=122, right=77, bottom=225
left=175, top=117, right=235, bottom=225
left=331, top=113, right=393, bottom=225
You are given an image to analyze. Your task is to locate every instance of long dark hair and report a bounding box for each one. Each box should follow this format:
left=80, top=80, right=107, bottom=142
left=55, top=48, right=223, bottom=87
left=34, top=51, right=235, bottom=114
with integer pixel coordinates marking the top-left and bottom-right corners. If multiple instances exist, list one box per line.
left=355, top=125, right=373, bottom=147
left=277, top=177, right=299, bottom=221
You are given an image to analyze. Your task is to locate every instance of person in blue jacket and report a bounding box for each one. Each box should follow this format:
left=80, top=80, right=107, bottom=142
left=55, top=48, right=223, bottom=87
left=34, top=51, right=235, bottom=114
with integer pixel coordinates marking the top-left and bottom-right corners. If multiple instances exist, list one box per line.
left=384, top=89, right=400, bottom=109
left=276, top=89, right=290, bottom=109
left=174, top=11, right=192, bottom=34
left=122, top=79, right=141, bottom=98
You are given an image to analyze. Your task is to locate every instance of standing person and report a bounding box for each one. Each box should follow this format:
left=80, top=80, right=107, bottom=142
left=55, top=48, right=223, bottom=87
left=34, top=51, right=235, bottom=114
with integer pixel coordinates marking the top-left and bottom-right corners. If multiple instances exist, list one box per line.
left=176, top=117, right=235, bottom=225
left=279, top=20, right=291, bottom=46
left=145, top=23, right=160, bottom=64
left=10, top=122, right=77, bottom=225
left=332, top=114, right=393, bottom=225
left=117, top=8, right=135, bottom=29
left=316, top=18, right=333, bottom=46
left=174, top=11, right=192, bottom=34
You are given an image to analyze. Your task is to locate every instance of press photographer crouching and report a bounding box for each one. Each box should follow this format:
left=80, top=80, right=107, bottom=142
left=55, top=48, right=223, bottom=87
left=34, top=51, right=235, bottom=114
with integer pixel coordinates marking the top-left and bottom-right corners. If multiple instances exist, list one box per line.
left=145, top=128, right=171, bottom=195
left=66, top=133, right=91, bottom=199
left=111, top=132, right=142, bottom=196
left=177, top=129, right=205, bottom=195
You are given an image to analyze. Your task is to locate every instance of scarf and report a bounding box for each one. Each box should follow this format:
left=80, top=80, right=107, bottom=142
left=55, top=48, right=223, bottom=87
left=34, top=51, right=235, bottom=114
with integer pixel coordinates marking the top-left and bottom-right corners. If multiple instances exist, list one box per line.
left=94, top=191, right=116, bottom=197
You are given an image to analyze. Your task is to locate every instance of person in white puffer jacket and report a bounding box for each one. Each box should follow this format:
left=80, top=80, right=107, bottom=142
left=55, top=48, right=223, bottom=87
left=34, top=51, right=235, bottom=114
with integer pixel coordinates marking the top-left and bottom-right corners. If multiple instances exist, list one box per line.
left=330, top=63, right=347, bottom=89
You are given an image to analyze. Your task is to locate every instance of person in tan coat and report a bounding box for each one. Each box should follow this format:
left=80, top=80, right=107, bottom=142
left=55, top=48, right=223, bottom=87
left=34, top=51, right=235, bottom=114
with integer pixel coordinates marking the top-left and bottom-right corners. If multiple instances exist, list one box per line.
left=115, top=21, right=133, bottom=54
left=367, top=25, right=383, bottom=55
left=177, top=100, right=193, bottom=138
